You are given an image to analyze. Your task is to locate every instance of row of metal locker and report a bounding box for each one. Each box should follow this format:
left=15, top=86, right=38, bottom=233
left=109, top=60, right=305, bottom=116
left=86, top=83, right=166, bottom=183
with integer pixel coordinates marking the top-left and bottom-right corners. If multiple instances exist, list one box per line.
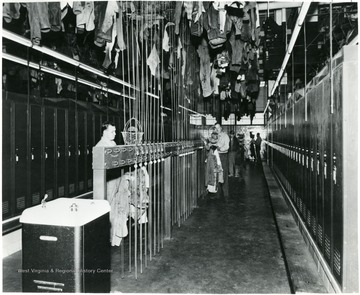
left=2, top=94, right=125, bottom=220
left=267, top=45, right=358, bottom=291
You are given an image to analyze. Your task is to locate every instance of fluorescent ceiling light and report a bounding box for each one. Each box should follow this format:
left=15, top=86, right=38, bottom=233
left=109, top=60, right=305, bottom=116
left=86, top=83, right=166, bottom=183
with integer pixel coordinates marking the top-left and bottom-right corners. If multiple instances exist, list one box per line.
left=160, top=105, right=172, bottom=111
left=2, top=29, right=138, bottom=91
left=269, top=2, right=311, bottom=97
left=2, top=52, right=39, bottom=69
left=2, top=30, right=32, bottom=47
left=41, top=66, right=76, bottom=81
left=146, top=92, right=159, bottom=99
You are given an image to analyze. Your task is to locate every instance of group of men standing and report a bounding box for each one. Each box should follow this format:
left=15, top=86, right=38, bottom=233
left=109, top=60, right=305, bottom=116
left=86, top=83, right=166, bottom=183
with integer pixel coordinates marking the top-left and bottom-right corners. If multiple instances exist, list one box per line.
left=205, top=123, right=263, bottom=202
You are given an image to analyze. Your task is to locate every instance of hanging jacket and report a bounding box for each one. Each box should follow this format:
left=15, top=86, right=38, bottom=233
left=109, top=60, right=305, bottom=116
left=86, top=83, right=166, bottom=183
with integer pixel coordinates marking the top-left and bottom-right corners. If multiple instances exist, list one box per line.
left=203, top=4, right=232, bottom=49
left=108, top=173, right=132, bottom=247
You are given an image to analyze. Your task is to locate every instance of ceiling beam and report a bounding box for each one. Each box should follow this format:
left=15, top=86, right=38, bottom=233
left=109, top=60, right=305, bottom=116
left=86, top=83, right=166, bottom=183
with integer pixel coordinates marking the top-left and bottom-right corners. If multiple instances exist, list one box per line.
left=257, top=2, right=302, bottom=11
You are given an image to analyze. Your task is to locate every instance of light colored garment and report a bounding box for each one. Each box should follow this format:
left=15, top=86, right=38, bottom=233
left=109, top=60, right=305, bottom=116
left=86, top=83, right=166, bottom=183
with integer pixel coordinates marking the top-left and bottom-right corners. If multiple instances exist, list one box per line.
left=162, top=22, right=175, bottom=52
left=108, top=173, right=132, bottom=246
left=75, top=2, right=95, bottom=31
left=147, top=45, right=160, bottom=76
left=217, top=131, right=230, bottom=153
left=95, top=137, right=116, bottom=147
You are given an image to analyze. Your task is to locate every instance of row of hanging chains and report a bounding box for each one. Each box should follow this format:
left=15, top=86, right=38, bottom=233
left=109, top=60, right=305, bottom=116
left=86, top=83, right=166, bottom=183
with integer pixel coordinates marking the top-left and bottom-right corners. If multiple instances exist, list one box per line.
left=138, top=0, right=146, bottom=274
left=180, top=16, right=185, bottom=224
left=170, top=3, right=179, bottom=227
left=134, top=0, right=140, bottom=279
left=119, top=3, right=127, bottom=277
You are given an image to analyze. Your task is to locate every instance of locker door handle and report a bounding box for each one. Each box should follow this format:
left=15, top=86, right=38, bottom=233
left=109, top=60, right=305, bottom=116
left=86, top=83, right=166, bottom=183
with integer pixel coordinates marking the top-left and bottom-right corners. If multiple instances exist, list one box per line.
left=39, top=235, right=58, bottom=242
left=317, top=160, right=320, bottom=175
left=324, top=162, right=327, bottom=179
left=45, top=152, right=48, bottom=159
left=333, top=165, right=337, bottom=184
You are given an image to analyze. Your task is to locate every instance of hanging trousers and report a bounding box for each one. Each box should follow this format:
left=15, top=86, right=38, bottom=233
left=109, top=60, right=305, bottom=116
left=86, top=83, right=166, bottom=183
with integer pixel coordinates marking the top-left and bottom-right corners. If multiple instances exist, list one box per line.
left=219, top=152, right=229, bottom=200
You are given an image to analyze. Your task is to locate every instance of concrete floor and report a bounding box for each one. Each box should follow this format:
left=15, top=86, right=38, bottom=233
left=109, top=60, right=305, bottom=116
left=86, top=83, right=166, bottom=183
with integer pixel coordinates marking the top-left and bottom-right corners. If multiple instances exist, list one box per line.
left=2, top=161, right=326, bottom=293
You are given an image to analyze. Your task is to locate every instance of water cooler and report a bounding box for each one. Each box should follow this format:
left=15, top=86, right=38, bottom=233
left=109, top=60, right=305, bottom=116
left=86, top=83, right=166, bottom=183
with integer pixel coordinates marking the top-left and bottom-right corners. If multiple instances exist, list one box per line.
left=20, top=198, right=111, bottom=293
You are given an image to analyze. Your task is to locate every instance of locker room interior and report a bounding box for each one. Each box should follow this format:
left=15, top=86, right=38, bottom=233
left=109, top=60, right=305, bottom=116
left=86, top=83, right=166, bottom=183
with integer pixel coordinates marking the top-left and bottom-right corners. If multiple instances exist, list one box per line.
left=2, top=1, right=359, bottom=293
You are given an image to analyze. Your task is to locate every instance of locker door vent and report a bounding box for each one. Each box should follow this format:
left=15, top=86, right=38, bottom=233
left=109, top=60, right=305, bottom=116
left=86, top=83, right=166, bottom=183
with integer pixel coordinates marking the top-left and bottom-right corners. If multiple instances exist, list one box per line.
left=307, top=210, right=311, bottom=226
left=325, top=234, right=331, bottom=260
left=32, top=193, right=40, bottom=205
left=312, top=216, right=317, bottom=236
left=333, top=248, right=341, bottom=276
left=69, top=183, right=75, bottom=194
left=318, top=224, right=323, bottom=246
left=302, top=203, right=307, bottom=219
left=58, top=186, right=65, bottom=197
left=299, top=198, right=303, bottom=213
left=16, top=196, right=25, bottom=210
left=2, top=201, right=9, bottom=215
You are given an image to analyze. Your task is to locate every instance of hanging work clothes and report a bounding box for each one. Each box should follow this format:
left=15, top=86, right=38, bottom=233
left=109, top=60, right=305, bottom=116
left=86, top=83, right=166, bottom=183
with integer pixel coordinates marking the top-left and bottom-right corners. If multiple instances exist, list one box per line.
left=115, top=15, right=141, bottom=83
left=197, top=37, right=213, bottom=97
left=128, top=167, right=150, bottom=224
left=203, top=3, right=232, bottom=49
left=3, top=3, right=21, bottom=23
left=73, top=1, right=95, bottom=32
left=190, top=1, right=206, bottom=37
left=23, top=3, right=51, bottom=45
left=205, top=147, right=224, bottom=193
left=108, top=173, right=132, bottom=247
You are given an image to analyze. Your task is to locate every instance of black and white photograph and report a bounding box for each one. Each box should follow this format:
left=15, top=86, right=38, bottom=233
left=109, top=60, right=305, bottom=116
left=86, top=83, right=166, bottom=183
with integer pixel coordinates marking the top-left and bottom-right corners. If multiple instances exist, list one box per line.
left=1, top=0, right=359, bottom=293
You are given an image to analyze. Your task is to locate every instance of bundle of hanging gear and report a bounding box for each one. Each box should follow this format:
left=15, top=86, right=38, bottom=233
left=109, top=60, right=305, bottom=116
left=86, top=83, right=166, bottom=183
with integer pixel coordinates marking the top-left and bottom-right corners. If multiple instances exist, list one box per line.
left=107, top=167, right=150, bottom=246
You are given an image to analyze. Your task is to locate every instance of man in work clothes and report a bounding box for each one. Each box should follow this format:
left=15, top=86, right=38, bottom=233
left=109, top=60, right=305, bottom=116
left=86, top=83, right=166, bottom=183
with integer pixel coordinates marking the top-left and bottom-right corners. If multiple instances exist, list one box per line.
left=215, top=123, right=230, bottom=202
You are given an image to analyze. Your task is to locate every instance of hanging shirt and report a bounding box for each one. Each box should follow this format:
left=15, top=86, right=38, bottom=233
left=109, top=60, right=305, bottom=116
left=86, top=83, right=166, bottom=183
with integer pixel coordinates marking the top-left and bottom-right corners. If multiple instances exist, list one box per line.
left=217, top=131, right=230, bottom=153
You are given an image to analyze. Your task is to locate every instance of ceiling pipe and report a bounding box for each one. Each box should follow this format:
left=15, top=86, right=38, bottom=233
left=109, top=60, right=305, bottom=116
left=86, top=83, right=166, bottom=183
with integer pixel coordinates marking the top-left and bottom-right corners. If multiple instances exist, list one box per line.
left=263, top=1, right=312, bottom=119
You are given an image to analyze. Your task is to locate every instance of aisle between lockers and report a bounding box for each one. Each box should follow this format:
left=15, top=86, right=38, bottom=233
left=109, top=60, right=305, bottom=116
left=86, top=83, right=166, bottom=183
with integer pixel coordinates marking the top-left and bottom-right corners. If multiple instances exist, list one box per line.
left=2, top=162, right=326, bottom=293
left=111, top=163, right=291, bottom=293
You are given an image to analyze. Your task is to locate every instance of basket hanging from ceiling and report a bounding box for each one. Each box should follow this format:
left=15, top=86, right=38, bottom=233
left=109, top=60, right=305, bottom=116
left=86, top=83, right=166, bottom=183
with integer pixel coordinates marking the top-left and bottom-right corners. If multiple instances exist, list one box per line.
left=121, top=117, right=144, bottom=145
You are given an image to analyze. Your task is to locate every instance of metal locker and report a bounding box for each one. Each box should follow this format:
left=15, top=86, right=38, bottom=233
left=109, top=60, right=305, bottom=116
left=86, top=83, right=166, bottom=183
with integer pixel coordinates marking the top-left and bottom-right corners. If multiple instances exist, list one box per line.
left=56, top=109, right=66, bottom=198
left=44, top=108, right=56, bottom=202
left=309, top=88, right=318, bottom=239
left=305, top=91, right=313, bottom=230
left=77, top=111, right=86, bottom=194
left=2, top=99, right=13, bottom=219
left=316, top=82, right=324, bottom=253
left=94, top=112, right=102, bottom=144
left=332, top=64, right=343, bottom=285
left=15, top=103, right=29, bottom=213
left=86, top=112, right=94, bottom=191
left=30, top=105, right=42, bottom=206
left=304, top=97, right=311, bottom=228
left=299, top=98, right=306, bottom=221
left=68, top=110, right=76, bottom=196
left=322, top=76, right=333, bottom=266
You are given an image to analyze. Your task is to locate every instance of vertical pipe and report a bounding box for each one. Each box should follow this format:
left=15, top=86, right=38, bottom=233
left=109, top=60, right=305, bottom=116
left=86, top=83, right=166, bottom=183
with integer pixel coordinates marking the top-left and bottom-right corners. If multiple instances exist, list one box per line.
left=329, top=3, right=333, bottom=114
left=157, top=158, right=160, bottom=252
left=148, top=159, right=153, bottom=261
left=304, top=17, right=307, bottom=122
left=120, top=168, right=125, bottom=278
